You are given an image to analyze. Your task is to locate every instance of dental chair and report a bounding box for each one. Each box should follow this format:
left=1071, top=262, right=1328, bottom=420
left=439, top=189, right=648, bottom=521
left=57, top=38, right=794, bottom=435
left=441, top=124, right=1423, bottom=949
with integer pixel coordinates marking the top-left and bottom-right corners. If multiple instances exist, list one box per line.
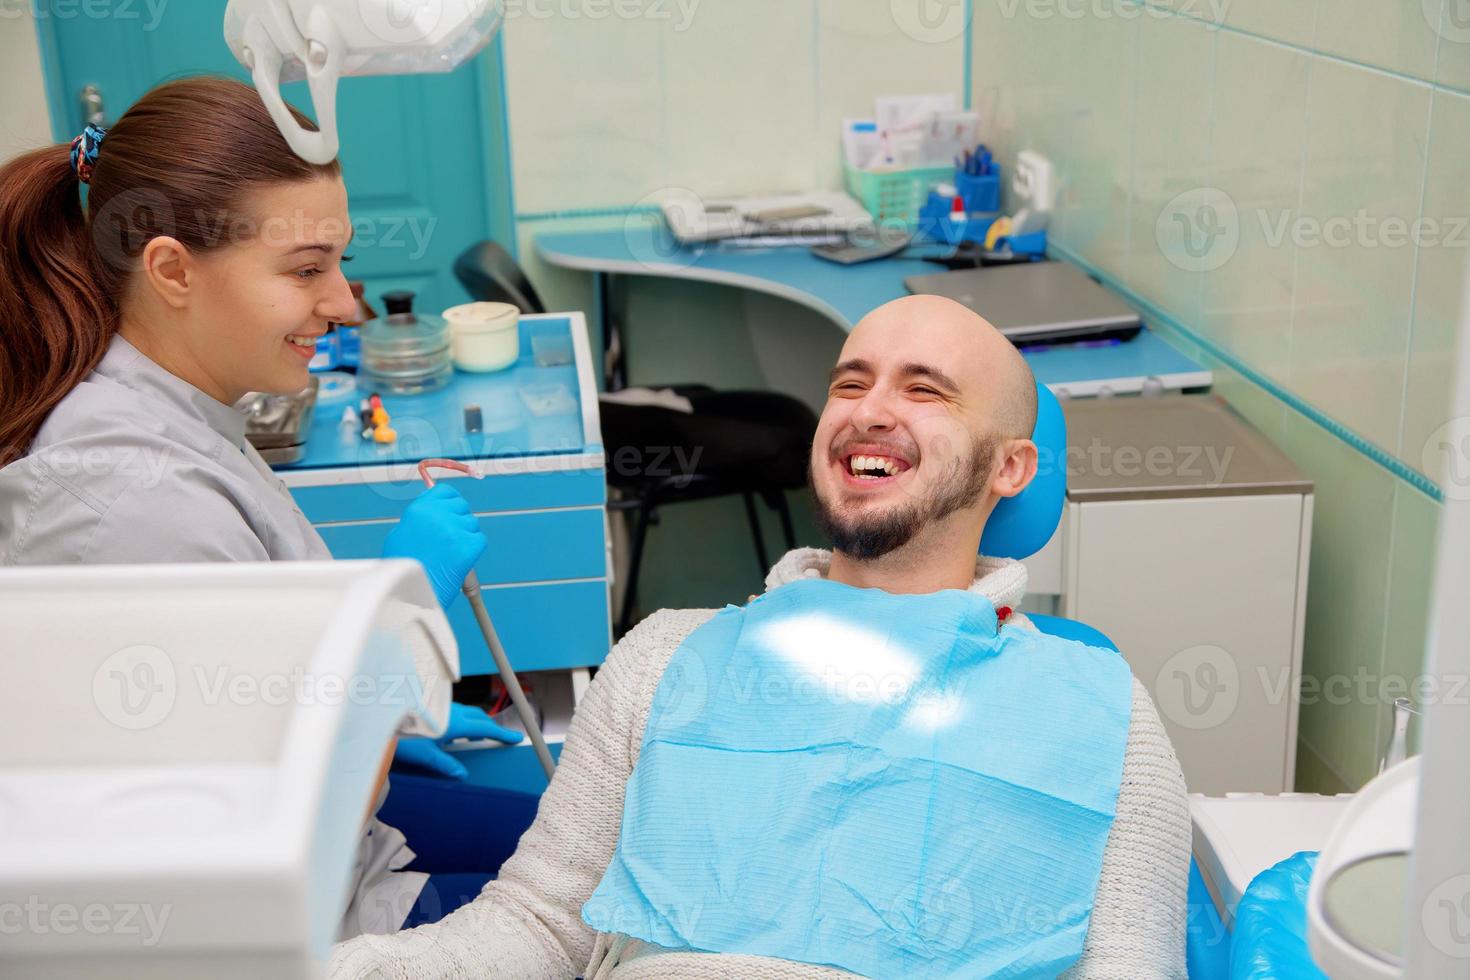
left=978, top=380, right=1095, bottom=642
left=983, top=382, right=1229, bottom=979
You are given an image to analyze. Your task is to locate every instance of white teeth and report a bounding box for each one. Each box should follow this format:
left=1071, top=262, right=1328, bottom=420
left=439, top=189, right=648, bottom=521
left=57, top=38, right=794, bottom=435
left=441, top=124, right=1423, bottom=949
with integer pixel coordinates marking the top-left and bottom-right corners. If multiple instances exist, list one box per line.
left=848, top=454, right=901, bottom=478
left=286, top=334, right=316, bottom=348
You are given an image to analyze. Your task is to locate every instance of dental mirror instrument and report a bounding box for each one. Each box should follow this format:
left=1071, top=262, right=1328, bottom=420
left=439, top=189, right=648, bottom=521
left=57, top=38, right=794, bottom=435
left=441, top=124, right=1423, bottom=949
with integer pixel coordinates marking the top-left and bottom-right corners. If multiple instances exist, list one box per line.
left=417, top=458, right=557, bottom=781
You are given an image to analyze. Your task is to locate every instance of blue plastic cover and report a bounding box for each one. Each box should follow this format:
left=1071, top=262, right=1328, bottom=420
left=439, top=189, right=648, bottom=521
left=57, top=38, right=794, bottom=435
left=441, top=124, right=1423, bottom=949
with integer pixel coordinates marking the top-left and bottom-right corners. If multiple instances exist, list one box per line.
left=1188, top=860, right=1231, bottom=979
left=1025, top=613, right=1117, bottom=652
left=981, top=381, right=1066, bottom=560
left=583, top=577, right=1134, bottom=978
left=1229, top=851, right=1327, bottom=980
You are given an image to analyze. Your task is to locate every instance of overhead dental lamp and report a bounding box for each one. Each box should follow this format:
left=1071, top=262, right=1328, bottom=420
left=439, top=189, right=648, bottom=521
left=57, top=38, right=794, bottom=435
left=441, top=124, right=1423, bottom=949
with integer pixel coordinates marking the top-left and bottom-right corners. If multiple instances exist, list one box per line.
left=224, top=0, right=505, bottom=164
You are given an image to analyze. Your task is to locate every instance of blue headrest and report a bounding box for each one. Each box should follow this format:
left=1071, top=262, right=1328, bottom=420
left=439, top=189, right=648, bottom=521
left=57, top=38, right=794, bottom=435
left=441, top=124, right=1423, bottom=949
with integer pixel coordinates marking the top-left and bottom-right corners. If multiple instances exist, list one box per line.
left=979, top=381, right=1065, bottom=560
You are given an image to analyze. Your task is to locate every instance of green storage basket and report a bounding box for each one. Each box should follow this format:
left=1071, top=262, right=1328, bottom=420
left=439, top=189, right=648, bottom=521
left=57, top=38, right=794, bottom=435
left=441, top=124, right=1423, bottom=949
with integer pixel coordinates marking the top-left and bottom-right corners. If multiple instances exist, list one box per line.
left=844, top=163, right=953, bottom=227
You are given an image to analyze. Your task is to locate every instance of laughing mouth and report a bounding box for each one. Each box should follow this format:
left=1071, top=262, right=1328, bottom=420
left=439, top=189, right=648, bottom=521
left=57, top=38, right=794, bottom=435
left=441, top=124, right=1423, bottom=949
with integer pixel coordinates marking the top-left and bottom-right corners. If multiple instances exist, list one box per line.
left=843, top=452, right=912, bottom=480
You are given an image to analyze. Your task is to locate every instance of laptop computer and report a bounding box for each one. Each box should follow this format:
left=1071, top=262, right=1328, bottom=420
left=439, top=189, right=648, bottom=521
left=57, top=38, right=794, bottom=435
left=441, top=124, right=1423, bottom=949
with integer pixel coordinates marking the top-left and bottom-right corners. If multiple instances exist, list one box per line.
left=903, top=261, right=1142, bottom=344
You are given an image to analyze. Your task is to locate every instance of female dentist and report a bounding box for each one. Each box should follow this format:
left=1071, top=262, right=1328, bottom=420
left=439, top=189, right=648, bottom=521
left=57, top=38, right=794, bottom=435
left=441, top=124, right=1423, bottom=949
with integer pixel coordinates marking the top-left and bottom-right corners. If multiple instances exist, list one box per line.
left=0, top=76, right=516, bottom=936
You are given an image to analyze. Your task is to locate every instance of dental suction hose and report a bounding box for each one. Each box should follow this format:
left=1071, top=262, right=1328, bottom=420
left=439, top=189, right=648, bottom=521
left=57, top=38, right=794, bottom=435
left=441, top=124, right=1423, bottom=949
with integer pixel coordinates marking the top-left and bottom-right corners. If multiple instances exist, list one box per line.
left=417, top=459, right=557, bottom=780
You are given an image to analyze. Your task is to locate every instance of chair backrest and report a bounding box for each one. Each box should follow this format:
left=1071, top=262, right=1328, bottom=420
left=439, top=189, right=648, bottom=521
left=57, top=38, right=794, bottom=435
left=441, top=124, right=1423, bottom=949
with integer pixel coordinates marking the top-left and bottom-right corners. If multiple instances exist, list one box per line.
left=979, top=380, right=1066, bottom=560
left=453, top=241, right=548, bottom=314
left=980, top=382, right=1119, bottom=651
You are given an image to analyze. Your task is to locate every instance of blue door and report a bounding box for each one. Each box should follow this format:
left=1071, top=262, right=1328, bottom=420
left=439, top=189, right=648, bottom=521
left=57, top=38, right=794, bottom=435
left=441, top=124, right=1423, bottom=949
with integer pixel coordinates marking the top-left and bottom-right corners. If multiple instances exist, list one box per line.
left=33, top=0, right=514, bottom=314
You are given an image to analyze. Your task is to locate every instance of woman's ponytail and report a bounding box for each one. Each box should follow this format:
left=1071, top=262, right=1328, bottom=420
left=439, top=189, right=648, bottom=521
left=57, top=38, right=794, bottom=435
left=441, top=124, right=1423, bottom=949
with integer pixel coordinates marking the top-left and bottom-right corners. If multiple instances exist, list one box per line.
left=0, top=142, right=114, bottom=466
left=0, top=77, right=339, bottom=464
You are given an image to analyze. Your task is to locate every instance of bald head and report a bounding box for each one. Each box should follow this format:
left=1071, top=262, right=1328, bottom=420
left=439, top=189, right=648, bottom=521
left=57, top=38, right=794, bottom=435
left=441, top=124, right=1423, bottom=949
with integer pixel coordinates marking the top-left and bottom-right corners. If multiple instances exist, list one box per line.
left=809, top=294, right=1043, bottom=569
left=845, top=295, right=1037, bottom=439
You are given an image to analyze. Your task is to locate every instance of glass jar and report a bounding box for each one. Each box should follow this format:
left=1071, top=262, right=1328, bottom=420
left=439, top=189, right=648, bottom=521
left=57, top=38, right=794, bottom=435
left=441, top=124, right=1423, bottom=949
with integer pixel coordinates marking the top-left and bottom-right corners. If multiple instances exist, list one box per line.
left=359, top=290, right=452, bottom=395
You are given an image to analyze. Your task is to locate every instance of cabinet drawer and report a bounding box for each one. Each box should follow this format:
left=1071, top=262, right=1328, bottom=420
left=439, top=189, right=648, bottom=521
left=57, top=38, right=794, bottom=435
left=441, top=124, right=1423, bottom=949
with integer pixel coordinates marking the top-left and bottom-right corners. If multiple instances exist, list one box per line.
left=448, top=580, right=610, bottom=675
left=290, top=466, right=606, bottom=524
left=315, top=507, right=607, bottom=586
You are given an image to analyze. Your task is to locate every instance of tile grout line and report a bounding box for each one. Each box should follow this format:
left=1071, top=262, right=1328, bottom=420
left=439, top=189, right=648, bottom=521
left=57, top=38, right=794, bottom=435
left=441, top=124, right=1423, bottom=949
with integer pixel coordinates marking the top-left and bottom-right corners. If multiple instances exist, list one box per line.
left=1197, top=20, right=1218, bottom=331
left=1121, top=12, right=1140, bottom=291
left=963, top=0, right=974, bottom=111
left=1431, top=0, right=1445, bottom=82
left=1129, top=0, right=1464, bottom=97
left=1283, top=8, right=1318, bottom=431
left=495, top=32, right=521, bottom=260
left=1373, top=482, right=1405, bottom=774
left=1394, top=90, right=1440, bottom=468
left=812, top=0, right=821, bottom=192
left=1048, top=238, right=1445, bottom=502
left=1296, top=732, right=1356, bottom=793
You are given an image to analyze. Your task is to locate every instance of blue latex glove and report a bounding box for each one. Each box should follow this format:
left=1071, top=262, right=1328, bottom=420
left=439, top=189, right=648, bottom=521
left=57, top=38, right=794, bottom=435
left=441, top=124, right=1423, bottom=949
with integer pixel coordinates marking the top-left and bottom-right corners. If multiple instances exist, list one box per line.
left=382, top=484, right=487, bottom=609
left=392, top=703, right=524, bottom=780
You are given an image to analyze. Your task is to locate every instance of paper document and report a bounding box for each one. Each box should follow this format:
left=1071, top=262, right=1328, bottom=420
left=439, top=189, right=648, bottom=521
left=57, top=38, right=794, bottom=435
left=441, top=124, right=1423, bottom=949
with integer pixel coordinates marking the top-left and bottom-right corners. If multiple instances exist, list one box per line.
left=660, top=191, right=873, bottom=245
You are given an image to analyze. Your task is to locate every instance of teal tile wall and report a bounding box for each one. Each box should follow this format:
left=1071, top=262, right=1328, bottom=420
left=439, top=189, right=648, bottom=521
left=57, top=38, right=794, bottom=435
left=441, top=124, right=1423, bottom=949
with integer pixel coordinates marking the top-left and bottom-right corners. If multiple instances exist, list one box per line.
left=503, top=2, right=971, bottom=618
left=972, top=0, right=1467, bottom=790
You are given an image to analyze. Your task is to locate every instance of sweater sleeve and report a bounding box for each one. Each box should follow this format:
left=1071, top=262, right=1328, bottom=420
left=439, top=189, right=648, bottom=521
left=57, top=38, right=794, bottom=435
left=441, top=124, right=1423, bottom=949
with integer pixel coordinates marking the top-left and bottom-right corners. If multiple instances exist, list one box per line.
left=1061, top=677, right=1192, bottom=979
left=328, top=609, right=714, bottom=980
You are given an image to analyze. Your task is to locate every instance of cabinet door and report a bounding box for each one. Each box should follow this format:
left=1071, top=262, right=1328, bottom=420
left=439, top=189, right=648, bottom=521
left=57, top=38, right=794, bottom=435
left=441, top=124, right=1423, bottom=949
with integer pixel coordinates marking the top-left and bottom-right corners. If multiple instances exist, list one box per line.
left=1064, top=494, right=1308, bottom=794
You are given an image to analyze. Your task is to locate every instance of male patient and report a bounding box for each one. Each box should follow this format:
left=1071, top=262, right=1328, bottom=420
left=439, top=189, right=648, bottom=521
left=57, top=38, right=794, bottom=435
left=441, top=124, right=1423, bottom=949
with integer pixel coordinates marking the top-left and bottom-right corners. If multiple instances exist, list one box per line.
left=332, top=295, right=1191, bottom=979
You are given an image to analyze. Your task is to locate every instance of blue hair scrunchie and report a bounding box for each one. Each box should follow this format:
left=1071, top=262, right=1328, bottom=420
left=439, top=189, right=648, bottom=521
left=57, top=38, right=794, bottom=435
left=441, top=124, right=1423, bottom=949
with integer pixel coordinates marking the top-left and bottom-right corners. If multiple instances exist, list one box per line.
left=69, top=123, right=107, bottom=185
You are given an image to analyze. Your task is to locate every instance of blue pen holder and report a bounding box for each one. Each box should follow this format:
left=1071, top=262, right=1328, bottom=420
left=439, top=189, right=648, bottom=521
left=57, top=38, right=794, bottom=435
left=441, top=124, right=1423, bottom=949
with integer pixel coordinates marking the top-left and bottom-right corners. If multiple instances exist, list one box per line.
left=1005, top=229, right=1048, bottom=256
left=915, top=163, right=1004, bottom=244
left=956, top=166, right=1002, bottom=213
left=917, top=192, right=999, bottom=245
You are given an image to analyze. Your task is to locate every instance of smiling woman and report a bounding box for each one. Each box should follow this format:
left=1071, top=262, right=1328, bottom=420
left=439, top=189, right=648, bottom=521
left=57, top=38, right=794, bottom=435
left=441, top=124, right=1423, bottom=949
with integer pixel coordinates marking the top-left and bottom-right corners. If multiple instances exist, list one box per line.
left=0, top=75, right=348, bottom=444
left=0, top=76, right=501, bottom=940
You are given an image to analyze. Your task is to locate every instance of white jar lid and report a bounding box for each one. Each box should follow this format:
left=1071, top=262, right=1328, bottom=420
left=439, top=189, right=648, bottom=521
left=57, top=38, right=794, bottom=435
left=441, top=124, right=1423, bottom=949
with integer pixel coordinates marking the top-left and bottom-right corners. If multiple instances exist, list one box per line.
left=443, top=302, right=519, bottom=333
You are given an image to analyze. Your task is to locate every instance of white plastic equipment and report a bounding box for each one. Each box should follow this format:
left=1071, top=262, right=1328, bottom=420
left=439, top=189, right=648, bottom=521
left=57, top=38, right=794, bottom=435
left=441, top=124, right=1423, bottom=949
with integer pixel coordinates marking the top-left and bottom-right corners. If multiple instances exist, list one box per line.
left=223, top=0, right=504, bottom=164
left=1307, top=256, right=1470, bottom=976
left=0, top=560, right=458, bottom=979
left=1190, top=792, right=1354, bottom=928
left=1307, top=759, right=1420, bottom=977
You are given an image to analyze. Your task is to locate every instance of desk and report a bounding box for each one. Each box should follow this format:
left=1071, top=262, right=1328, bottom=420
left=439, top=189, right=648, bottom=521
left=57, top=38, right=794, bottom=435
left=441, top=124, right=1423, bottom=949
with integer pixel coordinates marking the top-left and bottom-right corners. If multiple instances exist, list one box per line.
left=537, top=225, right=1213, bottom=397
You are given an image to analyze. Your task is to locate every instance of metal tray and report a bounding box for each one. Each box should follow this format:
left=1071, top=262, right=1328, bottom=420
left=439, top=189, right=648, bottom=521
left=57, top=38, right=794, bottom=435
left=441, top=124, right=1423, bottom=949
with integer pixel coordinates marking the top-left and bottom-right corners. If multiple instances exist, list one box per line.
left=239, top=377, right=319, bottom=456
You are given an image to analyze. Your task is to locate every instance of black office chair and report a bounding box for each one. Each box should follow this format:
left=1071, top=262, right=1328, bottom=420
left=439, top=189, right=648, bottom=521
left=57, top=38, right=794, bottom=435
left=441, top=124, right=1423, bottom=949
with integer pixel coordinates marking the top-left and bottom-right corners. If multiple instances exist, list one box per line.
left=453, top=241, right=818, bottom=636
left=454, top=241, right=547, bottom=315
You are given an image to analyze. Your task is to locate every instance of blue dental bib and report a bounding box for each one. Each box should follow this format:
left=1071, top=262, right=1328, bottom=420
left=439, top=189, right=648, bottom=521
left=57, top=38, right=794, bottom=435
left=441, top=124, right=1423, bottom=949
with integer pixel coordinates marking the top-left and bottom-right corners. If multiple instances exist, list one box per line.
left=583, top=578, right=1134, bottom=979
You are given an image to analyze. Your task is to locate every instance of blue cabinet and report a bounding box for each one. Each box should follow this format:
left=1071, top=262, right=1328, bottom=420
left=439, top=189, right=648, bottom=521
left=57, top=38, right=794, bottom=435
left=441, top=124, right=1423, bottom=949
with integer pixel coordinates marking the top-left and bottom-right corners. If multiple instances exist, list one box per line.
left=276, top=313, right=611, bottom=679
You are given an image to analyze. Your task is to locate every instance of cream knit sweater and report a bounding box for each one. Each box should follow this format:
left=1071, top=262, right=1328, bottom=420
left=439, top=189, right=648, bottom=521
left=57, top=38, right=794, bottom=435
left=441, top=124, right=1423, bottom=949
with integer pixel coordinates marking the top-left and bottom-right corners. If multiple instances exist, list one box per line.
left=332, top=549, right=1191, bottom=979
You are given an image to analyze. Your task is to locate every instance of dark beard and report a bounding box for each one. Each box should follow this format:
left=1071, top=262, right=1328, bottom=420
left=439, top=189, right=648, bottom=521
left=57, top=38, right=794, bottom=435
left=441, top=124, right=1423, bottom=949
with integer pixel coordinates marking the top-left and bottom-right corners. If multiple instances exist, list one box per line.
left=810, top=432, right=998, bottom=561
